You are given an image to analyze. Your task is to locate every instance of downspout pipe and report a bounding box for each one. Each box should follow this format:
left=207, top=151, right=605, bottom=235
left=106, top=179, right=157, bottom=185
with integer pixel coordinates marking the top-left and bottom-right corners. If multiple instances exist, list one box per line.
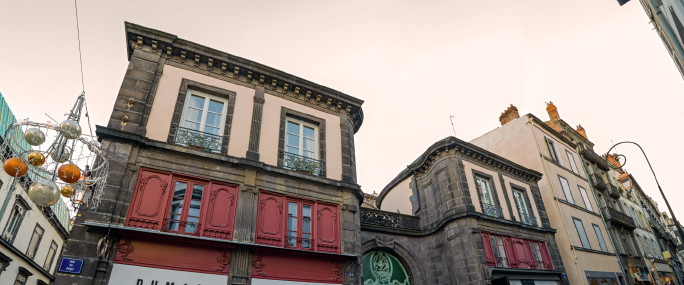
left=649, top=0, right=684, bottom=73
left=578, top=158, right=629, bottom=284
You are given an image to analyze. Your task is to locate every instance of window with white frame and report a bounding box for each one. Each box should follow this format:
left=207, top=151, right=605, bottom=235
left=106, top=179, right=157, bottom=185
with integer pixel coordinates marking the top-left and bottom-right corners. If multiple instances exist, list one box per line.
left=476, top=176, right=495, bottom=206
left=26, top=224, right=44, bottom=259
left=285, top=117, right=318, bottom=159
left=578, top=186, right=593, bottom=211
left=573, top=218, right=591, bottom=249
left=558, top=176, right=575, bottom=204
left=180, top=90, right=228, bottom=135
left=43, top=241, right=57, bottom=271
left=2, top=201, right=26, bottom=243
left=545, top=137, right=563, bottom=166
left=566, top=150, right=579, bottom=174
left=592, top=224, right=608, bottom=252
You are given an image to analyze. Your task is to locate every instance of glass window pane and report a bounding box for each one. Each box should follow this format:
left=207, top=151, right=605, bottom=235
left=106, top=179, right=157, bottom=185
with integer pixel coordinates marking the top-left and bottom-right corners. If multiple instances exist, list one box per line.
left=288, top=202, right=297, bottom=217
left=205, top=112, right=222, bottom=128
left=184, top=121, right=200, bottom=131
left=303, top=150, right=315, bottom=159
left=186, top=107, right=203, bottom=123
left=208, top=100, right=224, bottom=113
left=185, top=216, right=199, bottom=233
left=189, top=95, right=205, bottom=108
left=204, top=126, right=219, bottom=135
left=303, top=126, right=315, bottom=139
left=579, top=187, right=593, bottom=211
left=303, top=138, right=315, bottom=152
left=170, top=182, right=187, bottom=216
left=303, top=205, right=311, bottom=218
left=593, top=225, right=608, bottom=252
left=188, top=200, right=201, bottom=217
left=574, top=219, right=591, bottom=249
left=286, top=146, right=299, bottom=155
left=287, top=134, right=300, bottom=148
left=192, top=185, right=204, bottom=200
left=559, top=177, right=574, bottom=204
left=287, top=121, right=299, bottom=135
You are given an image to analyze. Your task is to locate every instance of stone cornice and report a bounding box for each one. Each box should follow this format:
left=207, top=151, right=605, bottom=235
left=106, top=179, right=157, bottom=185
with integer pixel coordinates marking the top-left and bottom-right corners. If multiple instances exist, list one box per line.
left=525, top=114, right=576, bottom=149
left=377, top=136, right=543, bottom=208
left=557, top=119, right=594, bottom=148
left=123, top=22, right=364, bottom=133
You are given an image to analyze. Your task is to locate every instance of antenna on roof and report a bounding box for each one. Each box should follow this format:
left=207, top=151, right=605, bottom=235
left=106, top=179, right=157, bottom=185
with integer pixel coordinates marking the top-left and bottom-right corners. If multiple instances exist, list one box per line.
left=449, top=115, right=457, bottom=137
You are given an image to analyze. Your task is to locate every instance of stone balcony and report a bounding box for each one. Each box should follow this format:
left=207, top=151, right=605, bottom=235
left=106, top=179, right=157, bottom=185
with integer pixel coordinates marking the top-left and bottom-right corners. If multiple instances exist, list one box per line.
left=589, top=173, right=608, bottom=192
left=608, top=184, right=620, bottom=198
left=602, top=206, right=636, bottom=230
left=360, top=208, right=421, bottom=234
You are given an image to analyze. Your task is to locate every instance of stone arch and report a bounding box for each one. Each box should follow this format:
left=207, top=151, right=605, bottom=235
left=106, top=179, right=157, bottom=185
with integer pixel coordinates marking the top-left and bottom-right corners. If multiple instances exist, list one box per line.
left=361, top=236, right=426, bottom=284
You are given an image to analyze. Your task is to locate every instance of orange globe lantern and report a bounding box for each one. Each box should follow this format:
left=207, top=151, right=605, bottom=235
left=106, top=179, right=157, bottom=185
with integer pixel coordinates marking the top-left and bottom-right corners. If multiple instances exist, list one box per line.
left=4, top=157, right=28, bottom=177
left=58, top=163, right=81, bottom=184
left=27, top=152, right=46, bottom=166
left=60, top=185, right=75, bottom=198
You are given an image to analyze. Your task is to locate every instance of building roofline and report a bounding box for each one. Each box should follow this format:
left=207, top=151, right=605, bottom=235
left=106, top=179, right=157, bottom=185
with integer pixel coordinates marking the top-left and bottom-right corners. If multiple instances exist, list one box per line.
left=123, top=22, right=364, bottom=133
left=377, top=136, right=543, bottom=208
left=525, top=114, right=576, bottom=148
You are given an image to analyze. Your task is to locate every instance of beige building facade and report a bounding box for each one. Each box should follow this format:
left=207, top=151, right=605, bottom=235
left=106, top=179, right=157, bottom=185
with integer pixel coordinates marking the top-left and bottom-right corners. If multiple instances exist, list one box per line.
left=470, top=105, right=624, bottom=284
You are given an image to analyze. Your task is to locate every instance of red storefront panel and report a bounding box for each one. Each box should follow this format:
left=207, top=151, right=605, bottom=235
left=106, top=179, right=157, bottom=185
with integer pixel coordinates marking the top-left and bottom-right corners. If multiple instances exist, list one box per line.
left=251, top=251, right=343, bottom=283
left=316, top=203, right=339, bottom=253
left=126, top=170, right=172, bottom=230
left=202, top=183, right=238, bottom=240
left=256, top=192, right=285, bottom=247
left=113, top=235, right=233, bottom=274
left=481, top=231, right=554, bottom=271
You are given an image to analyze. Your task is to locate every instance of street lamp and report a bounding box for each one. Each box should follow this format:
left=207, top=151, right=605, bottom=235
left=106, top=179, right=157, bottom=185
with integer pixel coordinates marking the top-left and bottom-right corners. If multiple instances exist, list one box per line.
left=605, top=141, right=684, bottom=246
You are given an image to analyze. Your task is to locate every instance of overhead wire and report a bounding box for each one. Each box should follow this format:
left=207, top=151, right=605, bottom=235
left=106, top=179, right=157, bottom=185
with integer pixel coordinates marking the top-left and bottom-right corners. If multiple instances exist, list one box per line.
left=73, top=0, right=93, bottom=137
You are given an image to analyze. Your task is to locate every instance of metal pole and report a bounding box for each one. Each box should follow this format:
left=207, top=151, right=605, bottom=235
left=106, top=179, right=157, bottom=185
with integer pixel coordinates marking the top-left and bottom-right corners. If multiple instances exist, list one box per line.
left=605, top=142, right=684, bottom=245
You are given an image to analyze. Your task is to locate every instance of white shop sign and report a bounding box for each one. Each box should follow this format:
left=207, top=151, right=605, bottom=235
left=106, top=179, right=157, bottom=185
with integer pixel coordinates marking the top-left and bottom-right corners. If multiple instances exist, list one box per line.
left=252, top=278, right=337, bottom=285
left=108, top=264, right=228, bottom=285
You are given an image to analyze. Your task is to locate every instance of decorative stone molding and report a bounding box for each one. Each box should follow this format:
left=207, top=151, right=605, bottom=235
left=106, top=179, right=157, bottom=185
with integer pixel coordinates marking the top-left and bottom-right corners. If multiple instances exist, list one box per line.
left=214, top=249, right=230, bottom=271
left=123, top=22, right=364, bottom=133
left=252, top=254, right=266, bottom=276
left=117, top=238, right=134, bottom=261
left=375, top=235, right=395, bottom=249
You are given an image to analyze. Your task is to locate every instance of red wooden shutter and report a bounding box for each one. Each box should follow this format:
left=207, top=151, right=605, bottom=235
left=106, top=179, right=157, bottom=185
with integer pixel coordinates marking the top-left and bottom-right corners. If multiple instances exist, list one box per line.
left=481, top=233, right=496, bottom=266
left=539, top=242, right=554, bottom=270
left=256, top=192, right=284, bottom=247
left=502, top=236, right=518, bottom=268
left=523, top=240, right=537, bottom=269
left=316, top=203, right=339, bottom=253
left=201, top=183, right=238, bottom=240
left=126, top=170, right=172, bottom=230
left=512, top=238, right=530, bottom=269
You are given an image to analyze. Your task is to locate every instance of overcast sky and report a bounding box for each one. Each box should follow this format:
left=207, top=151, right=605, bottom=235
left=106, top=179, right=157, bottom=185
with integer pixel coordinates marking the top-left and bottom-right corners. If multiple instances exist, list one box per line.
left=1, top=1, right=683, bottom=221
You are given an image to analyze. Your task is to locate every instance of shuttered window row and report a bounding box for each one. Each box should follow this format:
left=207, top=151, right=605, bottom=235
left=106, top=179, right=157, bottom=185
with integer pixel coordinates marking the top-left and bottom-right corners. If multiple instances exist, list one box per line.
left=480, top=232, right=554, bottom=270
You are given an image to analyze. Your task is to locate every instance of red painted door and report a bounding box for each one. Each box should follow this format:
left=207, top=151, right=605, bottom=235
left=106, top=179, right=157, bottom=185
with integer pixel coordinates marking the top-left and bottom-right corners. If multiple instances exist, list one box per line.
left=256, top=192, right=285, bottom=247
left=539, top=242, right=554, bottom=270
left=126, top=170, right=172, bottom=230
left=512, top=238, right=530, bottom=269
left=315, top=203, right=339, bottom=253
left=201, top=183, right=238, bottom=240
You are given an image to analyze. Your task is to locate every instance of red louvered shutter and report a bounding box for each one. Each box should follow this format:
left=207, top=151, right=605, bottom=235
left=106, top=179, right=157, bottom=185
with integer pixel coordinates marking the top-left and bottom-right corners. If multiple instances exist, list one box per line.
left=539, top=242, right=554, bottom=270
left=481, top=233, right=496, bottom=266
left=126, top=170, right=172, bottom=230
left=316, top=203, right=339, bottom=253
left=502, top=236, right=518, bottom=268
left=256, top=192, right=284, bottom=247
left=201, top=183, right=238, bottom=240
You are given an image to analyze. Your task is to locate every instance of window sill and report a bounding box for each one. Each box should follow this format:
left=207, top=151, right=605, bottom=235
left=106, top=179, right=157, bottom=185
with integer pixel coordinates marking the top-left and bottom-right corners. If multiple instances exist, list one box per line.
left=542, top=154, right=588, bottom=182
left=554, top=197, right=601, bottom=218
left=571, top=245, right=616, bottom=256
left=82, top=221, right=357, bottom=258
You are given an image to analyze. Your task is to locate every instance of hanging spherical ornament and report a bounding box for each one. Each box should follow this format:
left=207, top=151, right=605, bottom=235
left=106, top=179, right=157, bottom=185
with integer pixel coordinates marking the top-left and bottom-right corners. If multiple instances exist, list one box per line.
left=27, top=152, right=46, bottom=166
left=28, top=178, right=60, bottom=207
left=60, top=185, right=75, bottom=198
left=3, top=157, right=28, bottom=177
left=50, top=148, right=70, bottom=163
left=58, top=163, right=81, bottom=184
left=60, top=120, right=82, bottom=139
left=24, top=128, right=46, bottom=146
left=87, top=140, right=101, bottom=152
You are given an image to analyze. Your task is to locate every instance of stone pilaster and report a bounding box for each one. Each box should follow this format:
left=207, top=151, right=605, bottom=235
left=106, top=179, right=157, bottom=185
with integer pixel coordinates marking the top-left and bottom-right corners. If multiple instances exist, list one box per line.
left=234, top=169, right=258, bottom=243
left=340, top=114, right=356, bottom=183
left=228, top=246, right=253, bottom=285
left=498, top=172, right=516, bottom=221
left=246, top=86, right=265, bottom=161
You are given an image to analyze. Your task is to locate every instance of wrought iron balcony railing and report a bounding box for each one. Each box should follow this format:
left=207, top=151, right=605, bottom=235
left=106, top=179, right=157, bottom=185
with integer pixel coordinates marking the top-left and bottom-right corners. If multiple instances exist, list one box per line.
left=282, top=151, right=325, bottom=176
left=483, top=203, right=504, bottom=218
left=360, top=208, right=421, bottom=231
left=285, top=236, right=314, bottom=250
left=519, top=212, right=538, bottom=227
left=601, top=206, right=636, bottom=229
left=161, top=218, right=201, bottom=236
left=589, top=173, right=608, bottom=191
left=172, top=125, right=226, bottom=153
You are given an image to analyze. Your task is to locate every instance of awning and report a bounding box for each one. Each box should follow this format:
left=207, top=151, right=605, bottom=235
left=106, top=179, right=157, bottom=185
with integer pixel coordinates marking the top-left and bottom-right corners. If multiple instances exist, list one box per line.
left=489, top=268, right=564, bottom=281
left=656, top=262, right=673, bottom=273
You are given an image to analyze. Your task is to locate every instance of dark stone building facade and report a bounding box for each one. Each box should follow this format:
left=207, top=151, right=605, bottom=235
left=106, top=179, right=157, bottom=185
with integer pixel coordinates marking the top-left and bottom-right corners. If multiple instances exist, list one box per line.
left=361, top=137, right=567, bottom=285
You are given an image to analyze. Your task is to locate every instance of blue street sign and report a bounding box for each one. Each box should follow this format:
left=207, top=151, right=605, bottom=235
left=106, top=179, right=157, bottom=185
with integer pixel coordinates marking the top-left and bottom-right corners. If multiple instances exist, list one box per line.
left=58, top=258, right=83, bottom=274
left=562, top=273, right=568, bottom=279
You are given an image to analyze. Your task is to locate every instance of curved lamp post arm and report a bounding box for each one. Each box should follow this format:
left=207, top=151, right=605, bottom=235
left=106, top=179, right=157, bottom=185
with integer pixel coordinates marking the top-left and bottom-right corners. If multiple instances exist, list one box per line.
left=605, top=141, right=684, bottom=246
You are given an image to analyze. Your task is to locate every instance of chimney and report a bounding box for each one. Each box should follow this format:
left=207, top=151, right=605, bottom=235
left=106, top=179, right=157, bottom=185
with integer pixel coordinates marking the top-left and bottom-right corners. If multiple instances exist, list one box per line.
left=499, top=104, right=520, bottom=126
left=576, top=125, right=588, bottom=139
left=546, top=101, right=560, bottom=121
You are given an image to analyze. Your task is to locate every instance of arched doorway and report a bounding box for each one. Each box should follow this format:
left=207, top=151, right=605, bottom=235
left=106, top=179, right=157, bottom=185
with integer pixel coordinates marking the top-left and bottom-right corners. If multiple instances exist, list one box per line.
left=362, top=250, right=411, bottom=285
